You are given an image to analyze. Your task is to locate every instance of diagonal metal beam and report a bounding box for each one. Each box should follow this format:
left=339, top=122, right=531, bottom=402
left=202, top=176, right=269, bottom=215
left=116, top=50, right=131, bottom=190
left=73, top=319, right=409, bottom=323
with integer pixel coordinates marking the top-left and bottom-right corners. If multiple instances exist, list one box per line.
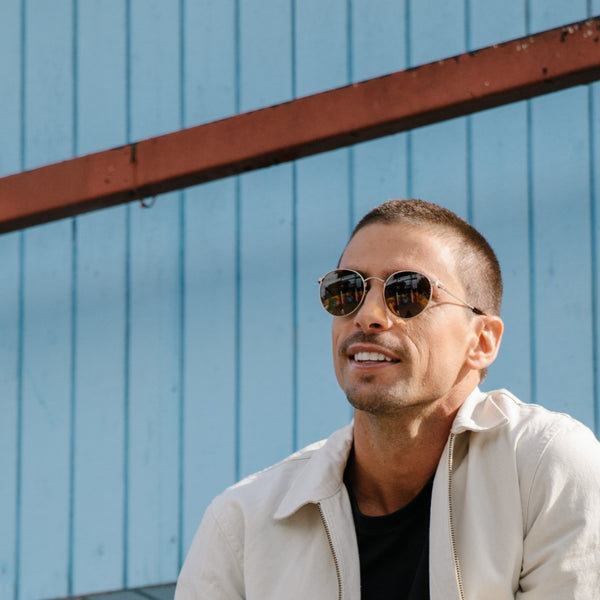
left=2, top=16, right=600, bottom=232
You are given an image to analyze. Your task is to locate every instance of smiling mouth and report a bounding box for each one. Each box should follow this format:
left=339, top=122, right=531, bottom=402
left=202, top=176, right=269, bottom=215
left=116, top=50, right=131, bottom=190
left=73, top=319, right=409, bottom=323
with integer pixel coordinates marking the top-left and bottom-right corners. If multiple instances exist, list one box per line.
left=351, top=351, right=398, bottom=363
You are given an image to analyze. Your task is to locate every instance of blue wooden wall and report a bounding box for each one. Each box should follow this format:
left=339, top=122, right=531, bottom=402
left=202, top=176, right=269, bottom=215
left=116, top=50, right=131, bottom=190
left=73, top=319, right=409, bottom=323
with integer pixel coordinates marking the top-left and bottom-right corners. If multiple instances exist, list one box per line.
left=1, top=0, right=599, bottom=598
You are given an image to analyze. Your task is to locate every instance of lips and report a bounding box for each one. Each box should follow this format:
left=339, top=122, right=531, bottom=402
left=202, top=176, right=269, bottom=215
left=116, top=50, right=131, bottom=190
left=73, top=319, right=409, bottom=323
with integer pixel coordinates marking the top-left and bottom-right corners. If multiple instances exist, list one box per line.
left=352, top=351, right=395, bottom=363
left=339, top=332, right=403, bottom=365
left=346, top=343, right=401, bottom=365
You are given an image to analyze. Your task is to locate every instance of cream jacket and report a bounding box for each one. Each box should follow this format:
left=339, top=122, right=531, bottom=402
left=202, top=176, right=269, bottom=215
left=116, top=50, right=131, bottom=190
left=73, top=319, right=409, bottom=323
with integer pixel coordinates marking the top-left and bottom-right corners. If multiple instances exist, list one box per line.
left=175, top=388, right=600, bottom=599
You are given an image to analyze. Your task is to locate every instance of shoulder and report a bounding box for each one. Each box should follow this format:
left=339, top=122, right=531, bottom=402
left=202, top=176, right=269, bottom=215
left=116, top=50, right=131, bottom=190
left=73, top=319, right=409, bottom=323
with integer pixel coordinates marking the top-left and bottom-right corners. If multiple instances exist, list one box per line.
left=483, top=389, right=600, bottom=502
left=484, top=388, right=599, bottom=453
left=209, top=423, right=353, bottom=522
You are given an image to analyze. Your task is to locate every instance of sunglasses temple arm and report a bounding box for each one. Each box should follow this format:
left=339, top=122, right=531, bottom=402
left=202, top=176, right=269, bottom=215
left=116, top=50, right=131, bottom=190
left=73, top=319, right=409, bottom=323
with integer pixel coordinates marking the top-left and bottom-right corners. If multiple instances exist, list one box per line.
left=433, top=281, right=485, bottom=315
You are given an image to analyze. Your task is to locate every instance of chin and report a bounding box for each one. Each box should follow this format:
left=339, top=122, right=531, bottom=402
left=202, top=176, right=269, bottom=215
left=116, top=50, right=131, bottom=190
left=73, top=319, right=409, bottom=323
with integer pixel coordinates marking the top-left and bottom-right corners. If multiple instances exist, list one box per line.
left=345, top=388, right=414, bottom=416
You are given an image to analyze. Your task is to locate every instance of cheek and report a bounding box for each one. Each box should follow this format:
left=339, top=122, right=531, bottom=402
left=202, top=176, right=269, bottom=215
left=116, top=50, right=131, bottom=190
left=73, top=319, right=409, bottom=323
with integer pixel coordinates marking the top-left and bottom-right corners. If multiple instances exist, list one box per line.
left=331, top=321, right=340, bottom=353
left=428, top=324, right=474, bottom=367
left=331, top=322, right=345, bottom=377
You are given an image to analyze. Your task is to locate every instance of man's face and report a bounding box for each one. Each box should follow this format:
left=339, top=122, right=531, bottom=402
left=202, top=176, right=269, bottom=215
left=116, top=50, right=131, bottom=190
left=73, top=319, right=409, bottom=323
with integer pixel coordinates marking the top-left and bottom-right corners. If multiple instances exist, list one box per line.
left=332, top=222, right=481, bottom=417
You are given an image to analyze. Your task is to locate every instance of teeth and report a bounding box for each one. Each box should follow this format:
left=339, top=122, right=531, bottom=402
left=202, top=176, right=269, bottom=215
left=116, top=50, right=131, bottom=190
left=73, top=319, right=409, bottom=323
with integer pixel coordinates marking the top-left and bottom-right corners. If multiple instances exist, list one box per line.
left=353, top=351, right=393, bottom=362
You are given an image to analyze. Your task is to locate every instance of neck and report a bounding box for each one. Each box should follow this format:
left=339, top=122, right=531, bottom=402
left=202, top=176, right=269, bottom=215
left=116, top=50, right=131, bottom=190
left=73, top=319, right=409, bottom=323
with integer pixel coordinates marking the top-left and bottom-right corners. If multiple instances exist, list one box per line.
left=347, top=389, right=471, bottom=516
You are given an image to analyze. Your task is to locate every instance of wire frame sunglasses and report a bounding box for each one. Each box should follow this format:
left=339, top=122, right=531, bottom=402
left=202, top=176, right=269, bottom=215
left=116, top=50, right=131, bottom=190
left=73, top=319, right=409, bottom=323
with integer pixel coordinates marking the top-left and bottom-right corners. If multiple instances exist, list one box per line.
left=318, top=269, right=485, bottom=319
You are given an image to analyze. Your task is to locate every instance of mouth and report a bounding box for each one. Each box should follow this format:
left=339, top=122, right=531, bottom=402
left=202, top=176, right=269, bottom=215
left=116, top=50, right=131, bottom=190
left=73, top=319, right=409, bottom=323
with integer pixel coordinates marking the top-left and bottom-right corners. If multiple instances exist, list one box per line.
left=351, top=351, right=398, bottom=364
left=341, top=333, right=403, bottom=366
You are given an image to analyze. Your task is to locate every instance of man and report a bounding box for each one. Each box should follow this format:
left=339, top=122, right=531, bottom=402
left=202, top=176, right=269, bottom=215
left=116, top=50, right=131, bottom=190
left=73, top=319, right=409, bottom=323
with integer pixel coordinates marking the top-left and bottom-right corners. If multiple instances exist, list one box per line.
left=175, top=199, right=600, bottom=599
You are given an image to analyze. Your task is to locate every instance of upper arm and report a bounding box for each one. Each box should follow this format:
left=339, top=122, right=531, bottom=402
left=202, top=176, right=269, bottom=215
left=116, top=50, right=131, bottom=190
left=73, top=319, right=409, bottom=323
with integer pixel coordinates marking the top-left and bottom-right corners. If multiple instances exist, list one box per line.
left=175, top=503, right=245, bottom=600
left=517, top=424, right=600, bottom=598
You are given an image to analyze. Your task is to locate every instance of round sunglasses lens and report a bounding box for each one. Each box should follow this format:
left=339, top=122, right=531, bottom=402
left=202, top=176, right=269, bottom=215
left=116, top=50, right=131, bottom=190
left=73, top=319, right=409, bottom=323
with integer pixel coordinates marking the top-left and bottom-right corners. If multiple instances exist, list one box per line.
left=384, top=272, right=432, bottom=318
left=320, top=270, right=364, bottom=316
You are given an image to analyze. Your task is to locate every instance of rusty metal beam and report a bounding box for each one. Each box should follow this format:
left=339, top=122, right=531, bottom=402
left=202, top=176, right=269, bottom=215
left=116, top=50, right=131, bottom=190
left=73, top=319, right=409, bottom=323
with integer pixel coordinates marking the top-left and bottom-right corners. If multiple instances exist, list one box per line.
left=2, top=17, right=600, bottom=232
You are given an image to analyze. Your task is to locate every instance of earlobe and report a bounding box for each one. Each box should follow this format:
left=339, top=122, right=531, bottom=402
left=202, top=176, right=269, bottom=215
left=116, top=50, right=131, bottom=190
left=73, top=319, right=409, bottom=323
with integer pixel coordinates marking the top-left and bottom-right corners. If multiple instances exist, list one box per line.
left=467, top=315, right=504, bottom=370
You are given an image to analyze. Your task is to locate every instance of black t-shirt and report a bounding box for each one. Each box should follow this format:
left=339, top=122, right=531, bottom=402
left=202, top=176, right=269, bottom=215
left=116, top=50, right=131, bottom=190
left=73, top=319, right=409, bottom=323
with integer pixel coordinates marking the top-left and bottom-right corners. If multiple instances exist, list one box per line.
left=345, top=476, right=432, bottom=600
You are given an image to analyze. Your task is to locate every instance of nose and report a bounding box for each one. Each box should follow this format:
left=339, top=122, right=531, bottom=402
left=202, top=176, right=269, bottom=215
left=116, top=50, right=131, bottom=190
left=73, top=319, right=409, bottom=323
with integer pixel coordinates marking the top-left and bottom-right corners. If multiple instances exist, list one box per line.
left=354, top=278, right=394, bottom=331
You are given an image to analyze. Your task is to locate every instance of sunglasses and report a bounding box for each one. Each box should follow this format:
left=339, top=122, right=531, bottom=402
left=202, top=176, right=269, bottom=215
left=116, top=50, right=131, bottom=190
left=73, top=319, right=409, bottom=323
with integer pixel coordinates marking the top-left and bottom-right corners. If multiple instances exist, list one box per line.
left=318, top=269, right=485, bottom=319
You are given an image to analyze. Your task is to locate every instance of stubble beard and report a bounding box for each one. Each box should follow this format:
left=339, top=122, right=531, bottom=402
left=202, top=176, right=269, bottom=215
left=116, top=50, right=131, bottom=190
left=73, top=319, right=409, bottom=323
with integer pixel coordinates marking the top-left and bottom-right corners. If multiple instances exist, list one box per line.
left=344, top=374, right=416, bottom=417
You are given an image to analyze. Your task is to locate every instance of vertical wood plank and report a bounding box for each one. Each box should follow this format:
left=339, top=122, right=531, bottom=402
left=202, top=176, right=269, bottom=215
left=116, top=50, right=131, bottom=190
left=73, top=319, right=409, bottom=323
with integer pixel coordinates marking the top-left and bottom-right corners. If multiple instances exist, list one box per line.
left=0, top=231, right=20, bottom=600
left=294, top=0, right=348, bottom=96
left=528, top=0, right=594, bottom=425
left=468, top=0, right=531, bottom=397
left=294, top=0, right=352, bottom=449
left=409, top=0, right=468, bottom=218
left=0, top=0, right=21, bottom=177
left=238, top=165, right=295, bottom=476
left=410, top=121, right=468, bottom=219
left=72, top=0, right=126, bottom=594
left=73, top=206, right=127, bottom=595
left=471, top=103, right=531, bottom=397
left=20, top=220, right=73, bottom=600
left=295, top=151, right=352, bottom=448
left=0, top=3, right=22, bottom=598
left=351, top=0, right=409, bottom=235
left=239, top=1, right=293, bottom=112
left=409, top=0, right=466, bottom=67
left=71, top=1, right=129, bottom=593
left=530, top=87, right=593, bottom=423
left=127, top=0, right=182, bottom=587
left=528, top=0, right=587, bottom=34
left=238, top=0, right=295, bottom=477
left=468, top=0, right=526, bottom=49
left=76, top=0, right=128, bottom=154
left=181, top=179, right=237, bottom=551
left=19, top=0, right=75, bottom=598
left=181, top=0, right=238, bottom=556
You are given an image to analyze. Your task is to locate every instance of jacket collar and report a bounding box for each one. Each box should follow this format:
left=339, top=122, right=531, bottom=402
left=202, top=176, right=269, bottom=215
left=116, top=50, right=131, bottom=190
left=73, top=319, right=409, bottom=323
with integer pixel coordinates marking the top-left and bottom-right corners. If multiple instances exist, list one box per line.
left=274, top=388, right=509, bottom=520
left=274, top=424, right=354, bottom=520
left=451, top=387, right=510, bottom=434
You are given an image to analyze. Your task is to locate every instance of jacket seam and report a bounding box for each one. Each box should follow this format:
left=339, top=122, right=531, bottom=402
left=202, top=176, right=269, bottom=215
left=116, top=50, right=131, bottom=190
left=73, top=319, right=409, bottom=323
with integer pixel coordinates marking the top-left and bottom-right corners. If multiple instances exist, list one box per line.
left=209, top=504, right=245, bottom=582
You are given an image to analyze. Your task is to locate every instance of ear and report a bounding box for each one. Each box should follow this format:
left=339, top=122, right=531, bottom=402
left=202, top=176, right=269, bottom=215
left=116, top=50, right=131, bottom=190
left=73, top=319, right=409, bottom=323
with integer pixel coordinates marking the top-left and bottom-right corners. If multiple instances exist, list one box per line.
left=466, top=315, right=504, bottom=371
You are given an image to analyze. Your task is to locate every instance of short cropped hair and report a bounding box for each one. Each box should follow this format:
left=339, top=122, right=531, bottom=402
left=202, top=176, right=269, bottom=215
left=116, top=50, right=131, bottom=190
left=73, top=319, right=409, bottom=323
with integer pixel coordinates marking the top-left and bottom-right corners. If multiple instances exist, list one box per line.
left=349, top=199, right=503, bottom=317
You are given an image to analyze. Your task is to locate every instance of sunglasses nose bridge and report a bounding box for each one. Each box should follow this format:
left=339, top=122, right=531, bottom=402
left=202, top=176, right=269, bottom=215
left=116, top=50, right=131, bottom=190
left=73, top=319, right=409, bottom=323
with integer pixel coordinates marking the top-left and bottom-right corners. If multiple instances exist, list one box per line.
left=360, top=275, right=387, bottom=306
left=362, top=275, right=386, bottom=285
left=354, top=275, right=394, bottom=324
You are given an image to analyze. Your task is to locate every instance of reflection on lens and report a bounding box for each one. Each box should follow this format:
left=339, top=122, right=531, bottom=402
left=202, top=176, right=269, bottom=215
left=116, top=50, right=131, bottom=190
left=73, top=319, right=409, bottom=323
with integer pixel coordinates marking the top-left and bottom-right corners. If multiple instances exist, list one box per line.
left=320, top=270, right=364, bottom=316
left=385, top=272, right=431, bottom=319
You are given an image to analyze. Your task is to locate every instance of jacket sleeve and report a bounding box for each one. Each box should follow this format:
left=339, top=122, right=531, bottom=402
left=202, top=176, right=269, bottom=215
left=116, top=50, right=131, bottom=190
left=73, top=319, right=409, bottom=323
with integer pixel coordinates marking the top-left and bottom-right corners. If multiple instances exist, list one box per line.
left=175, top=502, right=245, bottom=600
left=517, top=423, right=600, bottom=599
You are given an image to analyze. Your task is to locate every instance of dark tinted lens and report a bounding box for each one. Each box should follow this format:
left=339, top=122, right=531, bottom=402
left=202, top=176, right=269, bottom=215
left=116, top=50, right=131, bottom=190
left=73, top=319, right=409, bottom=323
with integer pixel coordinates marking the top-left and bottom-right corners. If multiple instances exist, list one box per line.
left=319, top=270, right=365, bottom=316
left=384, top=272, right=432, bottom=318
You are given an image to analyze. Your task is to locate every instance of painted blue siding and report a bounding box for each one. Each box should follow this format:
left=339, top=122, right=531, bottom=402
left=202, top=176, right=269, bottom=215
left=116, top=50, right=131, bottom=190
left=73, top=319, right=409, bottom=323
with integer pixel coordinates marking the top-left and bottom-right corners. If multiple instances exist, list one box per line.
left=0, top=1, right=599, bottom=598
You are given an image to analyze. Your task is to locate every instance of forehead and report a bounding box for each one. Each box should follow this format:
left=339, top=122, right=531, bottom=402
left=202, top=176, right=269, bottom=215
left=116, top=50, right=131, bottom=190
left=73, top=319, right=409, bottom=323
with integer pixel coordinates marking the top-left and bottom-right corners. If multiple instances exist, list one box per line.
left=340, top=223, right=460, bottom=282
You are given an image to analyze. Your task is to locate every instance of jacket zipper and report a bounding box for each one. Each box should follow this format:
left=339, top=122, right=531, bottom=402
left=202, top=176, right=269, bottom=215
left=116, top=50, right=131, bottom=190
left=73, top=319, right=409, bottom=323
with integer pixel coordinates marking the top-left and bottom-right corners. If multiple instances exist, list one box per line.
left=448, top=433, right=466, bottom=600
left=318, top=503, right=343, bottom=600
